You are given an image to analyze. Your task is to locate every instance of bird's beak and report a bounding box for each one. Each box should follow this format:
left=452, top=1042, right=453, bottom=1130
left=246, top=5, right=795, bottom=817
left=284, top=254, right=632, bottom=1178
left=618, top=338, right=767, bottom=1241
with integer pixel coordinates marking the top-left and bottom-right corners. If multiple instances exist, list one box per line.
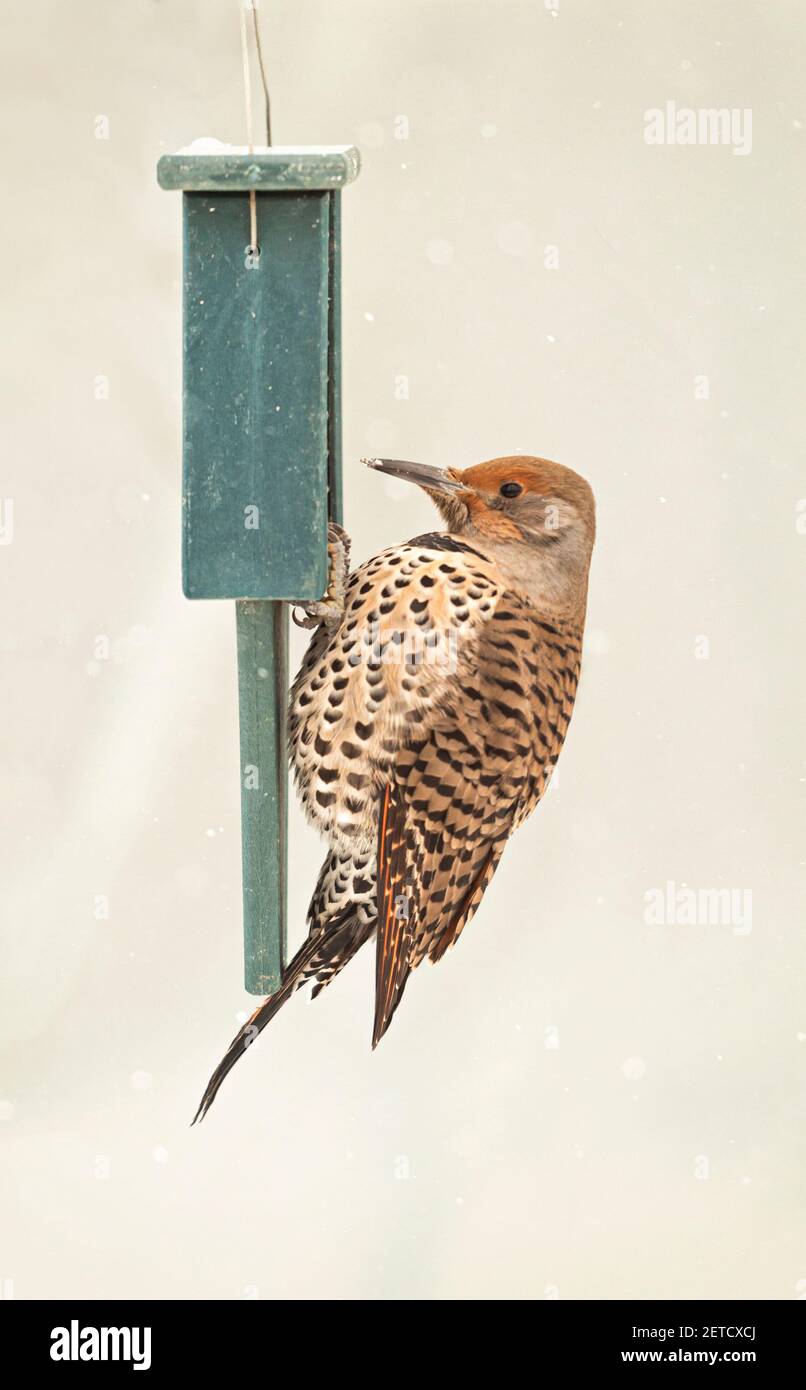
left=363, top=458, right=467, bottom=495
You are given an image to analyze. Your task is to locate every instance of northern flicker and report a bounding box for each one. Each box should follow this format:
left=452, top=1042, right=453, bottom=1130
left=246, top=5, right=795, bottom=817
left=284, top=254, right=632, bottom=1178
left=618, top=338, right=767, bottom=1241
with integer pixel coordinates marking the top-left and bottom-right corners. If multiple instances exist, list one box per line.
left=194, top=455, right=595, bottom=1121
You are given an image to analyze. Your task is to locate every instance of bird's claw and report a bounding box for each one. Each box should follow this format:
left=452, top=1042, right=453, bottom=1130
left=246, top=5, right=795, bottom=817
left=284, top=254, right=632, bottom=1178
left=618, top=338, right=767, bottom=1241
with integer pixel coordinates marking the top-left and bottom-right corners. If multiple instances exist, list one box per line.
left=292, top=521, right=351, bottom=632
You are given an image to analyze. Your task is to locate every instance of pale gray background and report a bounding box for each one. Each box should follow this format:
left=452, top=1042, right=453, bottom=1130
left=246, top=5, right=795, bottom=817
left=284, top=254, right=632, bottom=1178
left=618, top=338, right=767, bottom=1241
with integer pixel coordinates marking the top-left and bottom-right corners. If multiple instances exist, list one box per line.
left=1, top=0, right=804, bottom=1300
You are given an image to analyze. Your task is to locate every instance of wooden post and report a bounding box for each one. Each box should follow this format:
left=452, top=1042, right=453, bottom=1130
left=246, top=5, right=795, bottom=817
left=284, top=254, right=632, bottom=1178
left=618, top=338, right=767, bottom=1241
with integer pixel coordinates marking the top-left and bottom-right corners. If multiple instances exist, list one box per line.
left=158, top=144, right=360, bottom=992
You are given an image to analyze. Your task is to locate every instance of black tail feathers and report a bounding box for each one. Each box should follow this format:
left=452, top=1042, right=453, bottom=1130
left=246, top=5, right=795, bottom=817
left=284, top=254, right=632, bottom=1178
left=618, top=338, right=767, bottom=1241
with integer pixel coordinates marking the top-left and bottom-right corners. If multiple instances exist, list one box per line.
left=191, top=933, right=322, bottom=1125
left=192, top=907, right=370, bottom=1123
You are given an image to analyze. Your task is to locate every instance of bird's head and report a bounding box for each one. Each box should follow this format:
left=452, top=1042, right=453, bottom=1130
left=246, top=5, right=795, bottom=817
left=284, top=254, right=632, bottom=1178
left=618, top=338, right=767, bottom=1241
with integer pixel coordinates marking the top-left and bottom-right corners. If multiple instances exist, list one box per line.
left=365, top=454, right=595, bottom=614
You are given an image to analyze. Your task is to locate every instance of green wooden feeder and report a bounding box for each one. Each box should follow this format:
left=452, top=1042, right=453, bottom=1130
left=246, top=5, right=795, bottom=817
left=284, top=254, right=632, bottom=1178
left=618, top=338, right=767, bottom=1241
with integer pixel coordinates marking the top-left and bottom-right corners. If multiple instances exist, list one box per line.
left=157, top=142, right=360, bottom=994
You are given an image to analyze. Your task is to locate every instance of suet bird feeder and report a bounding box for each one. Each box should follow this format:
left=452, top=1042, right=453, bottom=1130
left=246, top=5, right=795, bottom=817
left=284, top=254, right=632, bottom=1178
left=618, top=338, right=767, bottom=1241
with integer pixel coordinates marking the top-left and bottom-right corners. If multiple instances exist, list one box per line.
left=157, top=143, right=360, bottom=993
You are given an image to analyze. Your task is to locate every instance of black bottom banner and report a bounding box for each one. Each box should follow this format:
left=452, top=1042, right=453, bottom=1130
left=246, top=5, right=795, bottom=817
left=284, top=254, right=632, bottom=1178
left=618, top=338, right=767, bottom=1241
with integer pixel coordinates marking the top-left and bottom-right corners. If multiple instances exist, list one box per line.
left=0, top=1297, right=801, bottom=1374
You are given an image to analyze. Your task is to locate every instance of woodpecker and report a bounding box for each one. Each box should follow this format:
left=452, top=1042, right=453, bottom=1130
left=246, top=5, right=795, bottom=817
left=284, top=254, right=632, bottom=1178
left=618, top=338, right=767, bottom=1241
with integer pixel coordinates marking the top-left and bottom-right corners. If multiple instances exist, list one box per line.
left=194, top=455, right=595, bottom=1121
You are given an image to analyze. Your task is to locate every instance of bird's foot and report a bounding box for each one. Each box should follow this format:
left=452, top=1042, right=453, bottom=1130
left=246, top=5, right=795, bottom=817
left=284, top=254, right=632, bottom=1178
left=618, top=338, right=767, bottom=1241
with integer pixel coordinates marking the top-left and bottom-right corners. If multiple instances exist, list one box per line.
left=292, top=521, right=351, bottom=631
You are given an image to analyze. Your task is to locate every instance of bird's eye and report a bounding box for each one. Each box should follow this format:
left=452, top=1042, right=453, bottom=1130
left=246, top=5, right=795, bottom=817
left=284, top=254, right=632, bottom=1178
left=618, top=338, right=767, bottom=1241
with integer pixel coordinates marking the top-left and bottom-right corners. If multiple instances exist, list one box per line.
left=499, top=482, right=523, bottom=498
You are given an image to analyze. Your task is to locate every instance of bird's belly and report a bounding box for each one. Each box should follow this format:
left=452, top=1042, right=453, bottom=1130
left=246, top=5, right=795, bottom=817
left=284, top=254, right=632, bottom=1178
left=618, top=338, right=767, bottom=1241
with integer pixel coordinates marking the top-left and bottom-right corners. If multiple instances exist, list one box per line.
left=288, top=538, right=504, bottom=851
left=288, top=630, right=409, bottom=854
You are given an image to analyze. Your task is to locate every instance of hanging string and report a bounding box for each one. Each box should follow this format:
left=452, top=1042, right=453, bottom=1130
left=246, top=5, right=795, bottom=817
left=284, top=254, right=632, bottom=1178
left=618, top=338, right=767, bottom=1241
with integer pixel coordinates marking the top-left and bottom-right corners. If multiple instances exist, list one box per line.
left=251, top=2, right=272, bottom=145
left=238, top=1, right=258, bottom=254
